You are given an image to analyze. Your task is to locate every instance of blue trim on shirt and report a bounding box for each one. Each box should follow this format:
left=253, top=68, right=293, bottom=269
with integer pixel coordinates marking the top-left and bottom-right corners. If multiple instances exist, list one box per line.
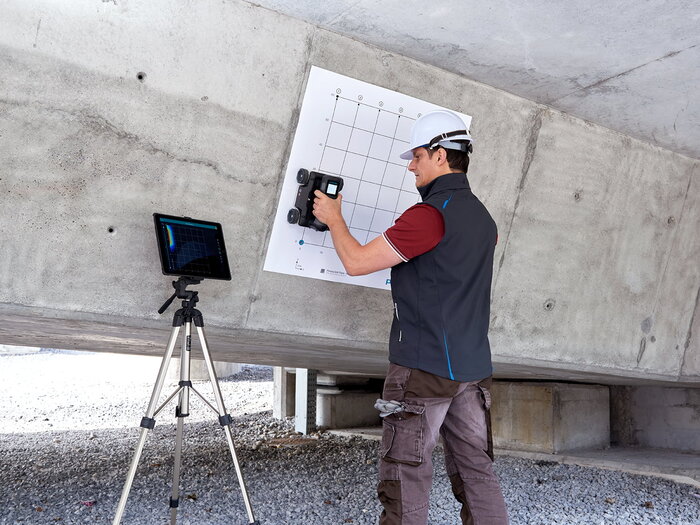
left=442, top=193, right=454, bottom=209
left=443, top=330, right=455, bottom=380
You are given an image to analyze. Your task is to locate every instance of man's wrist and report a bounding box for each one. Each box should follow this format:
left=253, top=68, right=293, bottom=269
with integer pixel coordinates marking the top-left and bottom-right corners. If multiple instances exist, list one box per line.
left=326, top=215, right=346, bottom=232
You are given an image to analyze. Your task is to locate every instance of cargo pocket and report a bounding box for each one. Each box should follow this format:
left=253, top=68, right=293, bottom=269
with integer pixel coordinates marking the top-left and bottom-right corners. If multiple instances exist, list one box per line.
left=379, top=403, right=425, bottom=466
left=477, top=381, right=494, bottom=461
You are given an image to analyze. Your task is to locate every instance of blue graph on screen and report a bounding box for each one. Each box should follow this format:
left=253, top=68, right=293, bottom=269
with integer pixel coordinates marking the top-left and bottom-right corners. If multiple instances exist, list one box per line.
left=165, top=225, right=211, bottom=274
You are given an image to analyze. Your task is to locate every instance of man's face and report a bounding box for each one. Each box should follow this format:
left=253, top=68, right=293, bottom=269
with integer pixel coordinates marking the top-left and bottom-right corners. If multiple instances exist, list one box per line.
left=408, top=147, right=442, bottom=188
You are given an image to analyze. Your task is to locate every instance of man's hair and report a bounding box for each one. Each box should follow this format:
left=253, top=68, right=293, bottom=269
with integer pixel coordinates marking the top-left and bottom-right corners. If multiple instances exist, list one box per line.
left=426, top=145, right=470, bottom=173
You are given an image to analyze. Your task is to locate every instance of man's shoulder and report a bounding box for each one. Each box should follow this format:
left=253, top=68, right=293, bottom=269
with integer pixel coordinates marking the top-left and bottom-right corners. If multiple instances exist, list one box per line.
left=394, top=204, right=444, bottom=233
left=384, top=204, right=445, bottom=261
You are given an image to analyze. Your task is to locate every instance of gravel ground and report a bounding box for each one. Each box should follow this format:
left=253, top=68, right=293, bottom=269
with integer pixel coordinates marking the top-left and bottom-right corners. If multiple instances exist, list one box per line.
left=0, top=349, right=698, bottom=524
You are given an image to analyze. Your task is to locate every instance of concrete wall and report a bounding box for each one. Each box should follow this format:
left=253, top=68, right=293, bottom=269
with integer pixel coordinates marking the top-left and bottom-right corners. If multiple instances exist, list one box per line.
left=611, top=386, right=700, bottom=452
left=1, top=0, right=698, bottom=385
left=491, top=382, right=610, bottom=453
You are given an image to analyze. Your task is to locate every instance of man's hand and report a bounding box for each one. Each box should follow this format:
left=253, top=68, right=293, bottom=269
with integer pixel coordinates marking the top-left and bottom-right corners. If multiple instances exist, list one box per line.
left=311, top=189, right=402, bottom=276
left=312, top=190, right=343, bottom=230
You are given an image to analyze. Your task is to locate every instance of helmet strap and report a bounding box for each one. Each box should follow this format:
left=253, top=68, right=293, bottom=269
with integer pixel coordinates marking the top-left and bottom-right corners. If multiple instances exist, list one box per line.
left=428, top=140, right=473, bottom=154
left=427, top=130, right=469, bottom=148
left=427, top=130, right=473, bottom=154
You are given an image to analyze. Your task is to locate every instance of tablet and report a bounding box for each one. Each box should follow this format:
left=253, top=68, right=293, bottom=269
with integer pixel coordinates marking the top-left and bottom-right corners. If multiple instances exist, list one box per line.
left=153, top=213, right=231, bottom=280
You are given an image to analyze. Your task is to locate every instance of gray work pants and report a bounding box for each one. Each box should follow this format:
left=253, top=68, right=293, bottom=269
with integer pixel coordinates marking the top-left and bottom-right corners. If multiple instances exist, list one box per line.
left=377, top=364, right=509, bottom=525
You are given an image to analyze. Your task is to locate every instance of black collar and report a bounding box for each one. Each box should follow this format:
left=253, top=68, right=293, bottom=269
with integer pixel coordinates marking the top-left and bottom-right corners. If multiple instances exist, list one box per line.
left=418, top=172, right=470, bottom=200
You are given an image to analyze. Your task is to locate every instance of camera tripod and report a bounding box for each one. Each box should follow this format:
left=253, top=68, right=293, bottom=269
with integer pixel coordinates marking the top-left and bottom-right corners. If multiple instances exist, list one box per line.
left=112, top=276, right=259, bottom=524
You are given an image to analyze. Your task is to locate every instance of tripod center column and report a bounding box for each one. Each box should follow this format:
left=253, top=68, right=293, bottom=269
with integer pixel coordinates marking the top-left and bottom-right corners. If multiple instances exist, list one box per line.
left=177, top=320, right=193, bottom=417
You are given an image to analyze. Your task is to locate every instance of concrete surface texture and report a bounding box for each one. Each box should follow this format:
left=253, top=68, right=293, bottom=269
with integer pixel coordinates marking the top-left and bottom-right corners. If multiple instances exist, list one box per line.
left=611, top=385, right=700, bottom=452
left=491, top=382, right=610, bottom=453
left=0, top=0, right=699, bottom=385
left=251, top=0, right=700, bottom=162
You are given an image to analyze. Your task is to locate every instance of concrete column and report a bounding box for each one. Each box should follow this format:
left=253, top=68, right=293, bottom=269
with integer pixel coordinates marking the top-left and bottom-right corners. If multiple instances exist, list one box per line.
left=491, top=381, right=610, bottom=453
left=316, top=373, right=382, bottom=428
left=294, top=368, right=317, bottom=435
left=317, top=387, right=381, bottom=428
left=273, top=366, right=295, bottom=419
left=610, top=385, right=700, bottom=452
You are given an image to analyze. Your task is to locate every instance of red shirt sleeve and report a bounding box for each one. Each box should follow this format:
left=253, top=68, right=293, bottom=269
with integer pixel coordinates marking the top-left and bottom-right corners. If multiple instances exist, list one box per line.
left=382, top=204, right=445, bottom=261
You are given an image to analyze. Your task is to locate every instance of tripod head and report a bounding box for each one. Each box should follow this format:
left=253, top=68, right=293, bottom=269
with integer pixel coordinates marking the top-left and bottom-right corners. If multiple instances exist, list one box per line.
left=158, top=276, right=202, bottom=315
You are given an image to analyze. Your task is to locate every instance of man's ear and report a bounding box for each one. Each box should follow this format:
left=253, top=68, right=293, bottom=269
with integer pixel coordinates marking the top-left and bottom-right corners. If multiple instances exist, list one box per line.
left=436, top=147, right=449, bottom=166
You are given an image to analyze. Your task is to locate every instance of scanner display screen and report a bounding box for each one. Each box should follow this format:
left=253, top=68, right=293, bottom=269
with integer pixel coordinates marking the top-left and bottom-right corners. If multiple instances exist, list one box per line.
left=326, top=181, right=339, bottom=196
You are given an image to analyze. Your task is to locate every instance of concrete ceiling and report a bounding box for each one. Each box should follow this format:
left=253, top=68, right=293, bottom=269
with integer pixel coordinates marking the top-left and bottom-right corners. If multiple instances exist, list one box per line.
left=252, top=0, right=700, bottom=161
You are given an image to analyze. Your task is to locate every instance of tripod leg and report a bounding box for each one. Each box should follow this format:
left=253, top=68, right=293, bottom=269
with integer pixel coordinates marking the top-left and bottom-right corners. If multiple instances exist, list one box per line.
left=169, top=416, right=185, bottom=524
left=196, top=325, right=259, bottom=525
left=169, top=320, right=193, bottom=524
left=113, top=326, right=182, bottom=525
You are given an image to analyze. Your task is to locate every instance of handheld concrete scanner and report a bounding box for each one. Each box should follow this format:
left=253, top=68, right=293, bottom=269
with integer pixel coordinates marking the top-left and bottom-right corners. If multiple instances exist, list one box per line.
left=287, top=168, right=344, bottom=232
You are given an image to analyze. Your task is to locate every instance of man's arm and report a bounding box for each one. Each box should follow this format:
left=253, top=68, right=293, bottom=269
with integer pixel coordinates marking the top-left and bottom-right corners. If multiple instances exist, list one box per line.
left=312, top=190, right=402, bottom=276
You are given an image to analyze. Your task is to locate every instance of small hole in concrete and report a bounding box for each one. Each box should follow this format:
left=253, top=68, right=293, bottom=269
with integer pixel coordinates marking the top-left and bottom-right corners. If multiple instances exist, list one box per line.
left=650, top=336, right=656, bottom=343
left=136, top=72, right=147, bottom=82
left=108, top=227, right=115, bottom=234
left=667, top=216, right=676, bottom=225
left=543, top=299, right=556, bottom=311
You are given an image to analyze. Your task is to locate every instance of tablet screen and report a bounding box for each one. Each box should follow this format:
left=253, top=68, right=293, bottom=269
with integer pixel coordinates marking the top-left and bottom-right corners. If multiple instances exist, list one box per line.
left=153, top=213, right=231, bottom=280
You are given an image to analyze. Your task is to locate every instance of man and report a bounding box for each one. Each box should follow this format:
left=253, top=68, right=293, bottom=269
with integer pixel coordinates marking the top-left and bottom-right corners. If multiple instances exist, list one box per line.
left=313, top=109, right=509, bottom=525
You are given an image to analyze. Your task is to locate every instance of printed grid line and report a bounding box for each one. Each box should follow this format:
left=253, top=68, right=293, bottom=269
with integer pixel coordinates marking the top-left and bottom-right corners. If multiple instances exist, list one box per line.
left=300, top=94, right=420, bottom=249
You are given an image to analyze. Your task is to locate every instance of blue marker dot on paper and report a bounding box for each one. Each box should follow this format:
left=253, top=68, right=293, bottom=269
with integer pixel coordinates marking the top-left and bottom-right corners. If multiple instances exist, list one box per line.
left=299, top=240, right=305, bottom=245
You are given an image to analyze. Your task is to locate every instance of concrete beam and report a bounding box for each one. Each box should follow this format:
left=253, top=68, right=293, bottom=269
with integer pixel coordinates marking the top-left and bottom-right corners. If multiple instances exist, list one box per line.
left=0, top=0, right=698, bottom=385
left=250, top=1, right=700, bottom=161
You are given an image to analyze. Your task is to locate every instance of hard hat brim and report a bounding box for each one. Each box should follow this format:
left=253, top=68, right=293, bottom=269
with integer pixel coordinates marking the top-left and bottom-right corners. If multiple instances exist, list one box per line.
left=399, top=147, right=416, bottom=161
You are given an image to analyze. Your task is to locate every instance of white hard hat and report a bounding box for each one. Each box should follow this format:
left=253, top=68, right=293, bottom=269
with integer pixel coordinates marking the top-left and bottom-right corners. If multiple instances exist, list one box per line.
left=399, top=110, right=473, bottom=160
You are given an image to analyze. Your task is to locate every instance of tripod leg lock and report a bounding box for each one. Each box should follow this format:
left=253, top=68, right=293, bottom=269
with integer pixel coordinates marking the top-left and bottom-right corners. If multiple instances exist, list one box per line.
left=218, top=414, right=234, bottom=426
left=169, top=497, right=180, bottom=508
left=140, top=417, right=156, bottom=430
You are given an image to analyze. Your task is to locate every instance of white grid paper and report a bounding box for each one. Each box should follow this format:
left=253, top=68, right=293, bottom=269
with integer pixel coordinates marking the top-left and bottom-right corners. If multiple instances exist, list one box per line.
left=263, top=67, right=471, bottom=290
